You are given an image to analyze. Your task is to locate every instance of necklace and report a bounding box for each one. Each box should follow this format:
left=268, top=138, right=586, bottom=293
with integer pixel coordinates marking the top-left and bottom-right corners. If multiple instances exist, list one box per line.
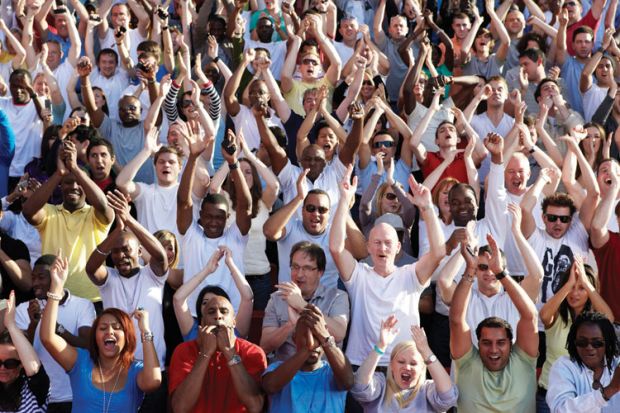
left=98, top=361, right=122, bottom=413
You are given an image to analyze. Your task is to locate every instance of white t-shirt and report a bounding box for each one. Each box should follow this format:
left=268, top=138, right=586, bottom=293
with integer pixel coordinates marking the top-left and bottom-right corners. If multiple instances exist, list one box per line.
left=133, top=182, right=180, bottom=240
left=582, top=83, right=607, bottom=122
left=15, top=292, right=95, bottom=402
left=181, top=221, right=249, bottom=316
left=231, top=104, right=285, bottom=150
left=471, top=112, right=515, bottom=184
left=0, top=98, right=43, bottom=177
left=243, top=200, right=271, bottom=275
left=99, top=265, right=167, bottom=368
left=100, top=27, right=145, bottom=66
left=0, top=208, right=42, bottom=262
left=344, top=261, right=426, bottom=366
left=504, top=191, right=544, bottom=276
left=407, top=99, right=454, bottom=154
left=243, top=39, right=287, bottom=81
left=90, top=68, right=130, bottom=121
left=30, top=60, right=73, bottom=121
left=466, top=288, right=519, bottom=347
left=334, top=42, right=354, bottom=67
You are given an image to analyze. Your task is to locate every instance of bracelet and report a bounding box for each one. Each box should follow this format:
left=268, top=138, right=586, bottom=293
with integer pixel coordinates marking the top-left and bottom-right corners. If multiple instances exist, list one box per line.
left=495, top=270, right=507, bottom=280
left=198, top=351, right=210, bottom=359
left=162, top=26, right=169, bottom=30
left=95, top=247, right=110, bottom=256
left=47, top=291, right=63, bottom=301
left=228, top=161, right=239, bottom=170
left=142, top=331, right=154, bottom=343
left=424, top=354, right=438, bottom=365
left=147, top=79, right=156, bottom=84
left=463, top=274, right=475, bottom=283
left=373, top=344, right=385, bottom=355
left=213, top=56, right=220, bottom=64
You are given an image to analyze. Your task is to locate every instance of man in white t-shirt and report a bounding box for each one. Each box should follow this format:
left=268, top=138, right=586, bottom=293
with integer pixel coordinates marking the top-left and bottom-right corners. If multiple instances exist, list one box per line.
left=97, top=1, right=148, bottom=64
left=333, top=15, right=359, bottom=68
left=330, top=167, right=446, bottom=366
left=596, top=159, right=620, bottom=232
left=177, top=130, right=252, bottom=315
left=16, top=254, right=95, bottom=411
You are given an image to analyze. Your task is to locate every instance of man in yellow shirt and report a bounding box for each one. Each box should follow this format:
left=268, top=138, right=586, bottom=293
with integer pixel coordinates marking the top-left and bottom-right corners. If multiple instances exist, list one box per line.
left=23, top=139, right=113, bottom=301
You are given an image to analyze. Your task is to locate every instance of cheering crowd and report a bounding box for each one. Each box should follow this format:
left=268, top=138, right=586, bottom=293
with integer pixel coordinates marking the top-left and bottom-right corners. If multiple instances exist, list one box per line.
left=1, top=0, right=620, bottom=412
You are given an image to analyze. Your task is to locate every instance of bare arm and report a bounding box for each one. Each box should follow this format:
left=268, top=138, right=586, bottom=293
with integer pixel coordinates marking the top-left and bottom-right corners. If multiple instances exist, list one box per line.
left=280, top=35, right=302, bottom=94
left=508, top=204, right=543, bottom=302
left=590, top=165, right=619, bottom=248
left=554, top=9, right=569, bottom=67
left=449, top=250, right=475, bottom=360
left=373, top=0, right=387, bottom=47
left=329, top=166, right=358, bottom=282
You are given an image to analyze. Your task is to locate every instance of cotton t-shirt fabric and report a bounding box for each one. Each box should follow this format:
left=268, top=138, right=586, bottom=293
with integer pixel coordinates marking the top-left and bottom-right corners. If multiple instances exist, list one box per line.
left=231, top=104, right=285, bottom=151
left=454, top=345, right=537, bottom=413
left=68, top=348, right=144, bottom=413
left=582, top=82, right=608, bottom=122
left=133, top=182, right=180, bottom=240
left=462, top=54, right=503, bottom=79
left=0, top=367, right=50, bottom=413
left=264, top=360, right=347, bottom=413
left=466, top=288, right=520, bottom=347
left=284, top=77, right=334, bottom=117
left=538, top=316, right=571, bottom=390
left=168, top=338, right=267, bottom=413
left=35, top=204, right=111, bottom=301
left=15, top=291, right=95, bottom=403
left=592, top=231, right=620, bottom=321
left=0, top=98, right=43, bottom=177
left=344, top=261, right=426, bottom=366
left=351, top=371, right=458, bottom=413
left=0, top=210, right=42, bottom=262
left=98, top=265, right=167, bottom=367
left=561, top=56, right=586, bottom=117
left=420, top=152, right=468, bottom=189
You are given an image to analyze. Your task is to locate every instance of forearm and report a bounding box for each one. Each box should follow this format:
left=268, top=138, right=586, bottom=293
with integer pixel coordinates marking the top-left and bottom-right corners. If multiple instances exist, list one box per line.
left=323, top=345, right=353, bottom=389
left=260, top=323, right=294, bottom=353
left=171, top=357, right=210, bottom=412
left=116, top=149, right=150, bottom=191
left=330, top=199, right=349, bottom=255
left=139, top=336, right=162, bottom=391
left=263, top=197, right=301, bottom=240
left=420, top=202, right=446, bottom=260
left=7, top=323, right=40, bottom=375
left=501, top=275, right=537, bottom=320
left=355, top=349, right=381, bottom=386
left=125, top=215, right=167, bottom=265
left=0, top=252, right=29, bottom=290
left=263, top=351, right=307, bottom=393
left=72, top=167, right=109, bottom=214
left=23, top=172, right=61, bottom=220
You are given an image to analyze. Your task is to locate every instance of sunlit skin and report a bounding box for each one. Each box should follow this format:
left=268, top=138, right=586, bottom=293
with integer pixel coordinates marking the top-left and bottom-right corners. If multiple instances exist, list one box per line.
left=371, top=134, right=397, bottom=163
left=380, top=186, right=401, bottom=214
left=118, top=96, right=141, bottom=127
left=519, top=56, right=541, bottom=81
left=155, top=152, right=181, bottom=187
left=45, top=42, right=63, bottom=70
left=338, top=19, right=358, bottom=43
left=435, top=122, right=458, bottom=149
left=487, top=80, right=508, bottom=108
left=452, top=17, right=471, bottom=41
left=302, top=193, right=330, bottom=235
left=575, top=323, right=606, bottom=370
left=573, top=32, right=593, bottom=61
left=290, top=251, right=323, bottom=300
left=566, top=282, right=589, bottom=313
left=302, top=90, right=319, bottom=114
left=594, top=57, right=614, bottom=86
left=300, top=54, right=322, bottom=82
left=33, top=74, right=50, bottom=98
left=597, top=160, right=620, bottom=196
left=299, top=145, right=327, bottom=181
left=162, top=241, right=176, bottom=265
left=98, top=53, right=118, bottom=78
left=361, top=76, right=376, bottom=101
left=93, top=88, right=107, bottom=110
left=390, top=346, right=424, bottom=390
left=504, top=155, right=531, bottom=196
left=110, top=233, right=141, bottom=278
left=505, top=10, right=525, bottom=37
left=543, top=205, right=572, bottom=239
left=476, top=254, right=501, bottom=297
left=88, top=145, right=115, bottom=181
left=367, top=223, right=401, bottom=276
left=564, top=0, right=583, bottom=25
left=96, top=313, right=126, bottom=359
left=437, top=183, right=454, bottom=223
left=388, top=16, right=408, bottom=41
left=60, top=174, right=86, bottom=212
left=583, top=126, right=603, bottom=159
left=54, top=14, right=69, bottom=38
left=202, top=296, right=236, bottom=328
left=0, top=345, right=21, bottom=385
left=316, top=127, right=338, bottom=161
left=10, top=73, right=32, bottom=105
left=239, top=159, right=254, bottom=189
left=110, top=4, right=130, bottom=29
left=473, top=32, right=493, bottom=57
left=478, top=327, right=511, bottom=371
left=31, top=264, right=52, bottom=300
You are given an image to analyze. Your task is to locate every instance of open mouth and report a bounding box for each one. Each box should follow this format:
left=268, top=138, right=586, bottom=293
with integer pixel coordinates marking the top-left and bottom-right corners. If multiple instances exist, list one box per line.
left=400, top=372, right=413, bottom=386
left=103, top=338, right=117, bottom=351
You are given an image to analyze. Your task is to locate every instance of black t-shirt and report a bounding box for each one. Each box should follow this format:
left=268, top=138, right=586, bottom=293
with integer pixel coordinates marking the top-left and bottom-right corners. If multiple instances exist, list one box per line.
left=0, top=231, right=32, bottom=304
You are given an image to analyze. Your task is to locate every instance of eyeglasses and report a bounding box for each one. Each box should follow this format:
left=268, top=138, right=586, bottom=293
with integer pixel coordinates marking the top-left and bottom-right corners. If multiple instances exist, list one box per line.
left=384, top=193, right=397, bottom=201
left=181, top=100, right=194, bottom=108
left=291, top=264, right=318, bottom=272
left=304, top=204, right=329, bottom=214
left=373, top=141, right=395, bottom=149
left=0, top=358, right=21, bottom=369
left=122, top=104, right=138, bottom=111
left=478, top=264, right=490, bottom=271
left=575, top=339, right=605, bottom=349
left=302, top=59, right=320, bottom=66
left=563, top=1, right=578, bottom=7
left=545, top=214, right=572, bottom=223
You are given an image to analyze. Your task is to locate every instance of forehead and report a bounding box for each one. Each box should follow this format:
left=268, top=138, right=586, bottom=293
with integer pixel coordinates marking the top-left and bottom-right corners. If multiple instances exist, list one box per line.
left=32, top=264, right=51, bottom=277
left=302, top=146, right=325, bottom=158
left=250, top=80, right=268, bottom=92
left=507, top=155, right=529, bottom=169
left=202, top=201, right=228, bottom=215
left=390, top=16, right=406, bottom=25
left=453, top=17, right=470, bottom=25
left=577, top=323, right=603, bottom=337
left=99, top=313, right=121, bottom=325
left=575, top=32, right=593, bottom=41
left=480, top=327, right=509, bottom=340
left=489, top=80, right=506, bottom=89
left=115, top=233, right=138, bottom=248
left=545, top=205, right=571, bottom=214
left=156, top=152, right=179, bottom=162
left=304, top=192, right=329, bottom=206
left=206, top=297, right=233, bottom=312
left=369, top=224, right=398, bottom=242
left=292, top=250, right=316, bottom=265
left=120, top=97, right=139, bottom=107
left=89, top=145, right=111, bottom=156
left=449, top=185, right=475, bottom=201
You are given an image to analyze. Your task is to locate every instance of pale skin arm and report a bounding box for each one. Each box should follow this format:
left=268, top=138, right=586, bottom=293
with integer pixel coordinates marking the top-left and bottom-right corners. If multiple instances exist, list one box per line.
left=590, top=163, right=619, bottom=248
left=223, top=248, right=254, bottom=338
left=449, top=247, right=475, bottom=360
left=329, top=166, right=359, bottom=283
left=520, top=169, right=552, bottom=238
left=554, top=9, right=569, bottom=67
left=0, top=20, right=25, bottom=69
left=372, top=0, right=387, bottom=47
left=4, top=292, right=41, bottom=376
left=280, top=35, right=302, bottom=94
left=355, top=315, right=398, bottom=386
left=508, top=203, right=543, bottom=302
left=486, top=0, right=510, bottom=62
left=436, top=248, right=466, bottom=306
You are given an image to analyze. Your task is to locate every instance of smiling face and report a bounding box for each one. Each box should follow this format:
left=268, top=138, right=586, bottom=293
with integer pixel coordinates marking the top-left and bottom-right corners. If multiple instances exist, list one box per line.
left=33, top=73, right=50, bottom=97
left=96, top=313, right=126, bottom=359
left=566, top=281, right=589, bottom=312
left=449, top=185, right=478, bottom=226
left=380, top=186, right=401, bottom=214
left=199, top=201, right=229, bottom=238
left=505, top=10, right=525, bottom=36
left=98, top=52, right=118, bottom=78
left=390, top=345, right=423, bottom=390
left=575, top=323, right=606, bottom=370
left=155, top=151, right=181, bottom=186
left=0, top=344, right=21, bottom=385
left=543, top=205, right=572, bottom=239
left=61, top=174, right=86, bottom=211
left=302, top=193, right=330, bottom=235
left=46, top=41, right=63, bottom=70
left=110, top=233, right=141, bottom=277
left=505, top=155, right=531, bottom=195
left=339, top=18, right=358, bottom=42
left=31, top=263, right=51, bottom=300
left=300, top=145, right=327, bottom=180
left=478, top=327, right=511, bottom=371
left=88, top=145, right=115, bottom=181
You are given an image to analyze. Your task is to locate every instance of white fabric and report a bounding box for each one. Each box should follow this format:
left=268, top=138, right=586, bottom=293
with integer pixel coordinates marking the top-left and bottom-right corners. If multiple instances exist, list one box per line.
left=231, top=104, right=285, bottom=150
left=15, top=292, right=95, bottom=402
left=334, top=42, right=354, bottom=68
left=471, top=112, right=515, bottom=185
left=243, top=39, right=287, bottom=81
left=99, top=265, right=167, bottom=367
left=90, top=68, right=130, bottom=121
left=466, top=288, right=519, bottom=347
left=504, top=191, right=544, bottom=276
left=407, top=99, right=455, bottom=154
left=582, top=83, right=608, bottom=122
left=100, top=28, right=145, bottom=66
left=0, top=209, right=42, bottom=262
left=243, top=200, right=271, bottom=275
left=133, top=182, right=180, bottom=241
left=181, top=221, right=248, bottom=316
left=0, top=98, right=43, bottom=176
left=344, top=261, right=426, bottom=366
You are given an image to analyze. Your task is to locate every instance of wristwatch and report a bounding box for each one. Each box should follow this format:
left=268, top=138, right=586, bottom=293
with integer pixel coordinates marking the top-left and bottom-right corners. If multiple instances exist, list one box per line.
left=56, top=324, right=66, bottom=335
left=228, top=354, right=242, bottom=366
left=322, top=336, right=336, bottom=348
left=424, top=354, right=438, bottom=365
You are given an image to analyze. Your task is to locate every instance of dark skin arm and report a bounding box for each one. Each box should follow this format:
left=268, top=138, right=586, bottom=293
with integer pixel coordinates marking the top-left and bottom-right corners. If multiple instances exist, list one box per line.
left=337, top=102, right=364, bottom=166
left=255, top=109, right=288, bottom=174
left=77, top=57, right=105, bottom=128
left=425, top=11, right=454, bottom=71
left=222, top=130, right=252, bottom=235
left=176, top=129, right=208, bottom=235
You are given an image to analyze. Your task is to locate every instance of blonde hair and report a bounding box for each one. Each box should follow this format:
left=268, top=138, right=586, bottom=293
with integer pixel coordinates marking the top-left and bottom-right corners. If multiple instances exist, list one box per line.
left=384, top=341, right=426, bottom=409
left=154, top=230, right=179, bottom=268
left=375, top=182, right=403, bottom=216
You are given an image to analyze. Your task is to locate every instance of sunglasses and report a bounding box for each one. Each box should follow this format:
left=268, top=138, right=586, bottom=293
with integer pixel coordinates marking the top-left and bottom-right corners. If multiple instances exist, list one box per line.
left=0, top=358, right=21, bottom=369
left=575, top=339, right=605, bottom=349
left=181, top=100, right=194, bottom=108
left=302, top=59, right=320, bottom=66
left=384, top=192, right=397, bottom=201
left=478, top=264, right=490, bottom=271
left=304, top=204, right=329, bottom=214
left=123, top=104, right=138, bottom=111
left=373, top=141, right=395, bottom=149
left=362, top=80, right=374, bottom=86
left=563, top=1, right=578, bottom=7
left=545, top=214, right=571, bottom=223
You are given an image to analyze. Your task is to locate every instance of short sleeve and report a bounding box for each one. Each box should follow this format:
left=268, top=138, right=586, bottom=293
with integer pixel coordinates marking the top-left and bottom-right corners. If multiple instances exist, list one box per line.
left=327, top=290, right=350, bottom=323
left=15, top=302, right=30, bottom=330
left=262, top=294, right=281, bottom=329
left=77, top=300, right=97, bottom=328
left=168, top=342, right=197, bottom=395
left=241, top=344, right=267, bottom=383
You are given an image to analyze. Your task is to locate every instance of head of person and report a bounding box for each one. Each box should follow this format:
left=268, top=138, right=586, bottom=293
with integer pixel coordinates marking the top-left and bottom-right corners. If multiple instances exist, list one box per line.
left=384, top=340, right=425, bottom=408
left=201, top=295, right=236, bottom=329
left=432, top=177, right=458, bottom=223
left=60, top=172, right=86, bottom=212
left=557, top=263, right=597, bottom=326
left=534, top=78, right=560, bottom=105
left=92, top=87, right=109, bottom=115
left=264, top=0, right=278, bottom=12
left=290, top=241, right=326, bottom=299
left=594, top=55, right=615, bottom=85
left=388, top=14, right=408, bottom=40
left=0, top=330, right=23, bottom=388
left=448, top=183, right=478, bottom=226
left=360, top=72, right=377, bottom=101
left=367, top=222, right=401, bottom=269
left=434, top=120, right=458, bottom=149
left=516, top=32, right=547, bottom=55
left=30, top=254, right=57, bottom=300
left=110, top=231, right=142, bottom=277
left=53, top=12, right=70, bottom=38
left=45, top=40, right=63, bottom=70
left=67, top=125, right=99, bottom=160
left=596, top=158, right=620, bottom=195
left=69, top=106, right=92, bottom=126
left=97, top=49, right=119, bottom=78
left=301, top=88, right=320, bottom=114
left=32, top=73, right=51, bottom=99
left=563, top=0, right=583, bottom=25
left=199, top=193, right=230, bottom=238
left=299, top=144, right=327, bottom=181
left=375, top=213, right=406, bottom=249
left=505, top=6, right=525, bottom=36
left=370, top=131, right=397, bottom=163
left=196, top=285, right=230, bottom=324
left=256, top=16, right=274, bottom=43
left=338, top=15, right=359, bottom=43
left=566, top=311, right=619, bottom=373
left=302, top=189, right=330, bottom=235
left=414, top=71, right=428, bottom=98
left=226, top=158, right=261, bottom=218
left=87, top=138, right=115, bottom=182
left=451, top=12, right=472, bottom=40
left=475, top=317, right=514, bottom=371
left=519, top=48, right=545, bottom=80
left=137, top=40, right=162, bottom=62
left=475, top=246, right=507, bottom=296
left=315, top=121, right=338, bottom=161
left=9, top=69, right=33, bottom=105
left=154, top=230, right=179, bottom=269
left=505, top=153, right=531, bottom=196
left=89, top=308, right=136, bottom=370
left=292, top=318, right=324, bottom=368
left=110, top=3, right=130, bottom=28
left=153, top=146, right=182, bottom=186
left=542, top=192, right=576, bottom=239
left=487, top=76, right=508, bottom=108
left=473, top=28, right=494, bottom=56
left=118, top=95, right=141, bottom=127
left=580, top=122, right=606, bottom=166
left=248, top=79, right=270, bottom=110
left=299, top=38, right=320, bottom=59
left=299, top=51, right=322, bottom=82
left=375, top=182, right=403, bottom=215
left=207, top=15, right=227, bottom=42
left=572, top=26, right=594, bottom=60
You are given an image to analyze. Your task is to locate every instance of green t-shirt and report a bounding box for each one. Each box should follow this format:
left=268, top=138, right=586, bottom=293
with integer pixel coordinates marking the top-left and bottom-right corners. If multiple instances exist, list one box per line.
left=454, top=345, right=537, bottom=413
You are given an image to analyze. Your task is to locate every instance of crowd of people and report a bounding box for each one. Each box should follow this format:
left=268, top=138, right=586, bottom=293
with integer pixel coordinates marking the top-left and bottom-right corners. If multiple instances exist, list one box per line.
left=1, top=0, right=620, bottom=412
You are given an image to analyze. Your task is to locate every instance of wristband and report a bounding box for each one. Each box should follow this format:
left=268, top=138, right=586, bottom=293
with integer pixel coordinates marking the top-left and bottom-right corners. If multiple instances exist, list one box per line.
left=201, top=81, right=213, bottom=89
left=213, top=56, right=220, bottom=64
left=228, top=161, right=239, bottom=170
left=162, top=26, right=169, bottom=30
left=597, top=47, right=605, bottom=55
left=95, top=247, right=110, bottom=256
left=528, top=146, right=537, bottom=154
left=424, top=354, right=438, bottom=365
left=373, top=345, right=385, bottom=355
left=463, top=274, right=475, bottom=283
left=47, top=291, right=63, bottom=301
left=495, top=270, right=507, bottom=280
left=147, top=79, right=156, bottom=84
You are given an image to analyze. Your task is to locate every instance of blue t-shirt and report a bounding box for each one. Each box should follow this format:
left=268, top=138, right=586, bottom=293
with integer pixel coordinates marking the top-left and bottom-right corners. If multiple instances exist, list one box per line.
left=562, top=56, right=586, bottom=117
left=264, top=360, right=347, bottom=413
left=68, top=348, right=144, bottom=413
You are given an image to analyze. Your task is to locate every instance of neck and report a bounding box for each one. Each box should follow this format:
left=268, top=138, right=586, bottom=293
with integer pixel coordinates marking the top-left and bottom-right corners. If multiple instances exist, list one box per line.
left=98, top=355, right=120, bottom=371
left=119, top=267, right=140, bottom=278
left=343, top=38, right=356, bottom=47
left=438, top=146, right=457, bottom=158
left=486, top=105, right=504, bottom=120
left=531, top=69, right=545, bottom=83
left=479, top=285, right=501, bottom=297
left=373, top=262, right=395, bottom=277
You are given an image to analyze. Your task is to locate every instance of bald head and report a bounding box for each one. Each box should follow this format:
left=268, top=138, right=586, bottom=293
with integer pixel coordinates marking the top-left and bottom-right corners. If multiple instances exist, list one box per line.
left=505, top=153, right=531, bottom=195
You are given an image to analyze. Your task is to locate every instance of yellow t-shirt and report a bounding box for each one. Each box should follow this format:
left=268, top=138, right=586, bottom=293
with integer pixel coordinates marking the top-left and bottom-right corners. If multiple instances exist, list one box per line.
left=283, top=77, right=334, bottom=117
left=36, top=204, right=111, bottom=301
left=539, top=317, right=571, bottom=389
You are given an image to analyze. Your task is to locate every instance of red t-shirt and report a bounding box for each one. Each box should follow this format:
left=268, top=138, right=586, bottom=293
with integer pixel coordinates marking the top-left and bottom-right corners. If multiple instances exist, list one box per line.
left=567, top=10, right=601, bottom=56
left=591, top=232, right=620, bottom=321
left=168, top=338, right=267, bottom=413
left=421, top=151, right=469, bottom=190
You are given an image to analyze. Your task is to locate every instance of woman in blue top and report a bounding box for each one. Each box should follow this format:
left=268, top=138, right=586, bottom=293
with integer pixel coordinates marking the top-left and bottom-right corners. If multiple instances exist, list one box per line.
left=40, top=255, right=162, bottom=412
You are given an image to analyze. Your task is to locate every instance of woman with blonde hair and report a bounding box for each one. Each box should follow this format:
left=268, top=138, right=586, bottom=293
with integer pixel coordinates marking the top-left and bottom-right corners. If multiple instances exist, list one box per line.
left=351, top=315, right=458, bottom=412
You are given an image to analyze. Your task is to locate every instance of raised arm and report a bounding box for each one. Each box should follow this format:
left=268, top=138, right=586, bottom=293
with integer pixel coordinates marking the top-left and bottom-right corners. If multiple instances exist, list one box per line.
left=373, top=0, right=387, bottom=47
left=337, top=102, right=364, bottom=166
left=224, top=48, right=255, bottom=117
left=222, top=130, right=252, bottom=235
left=134, top=309, right=162, bottom=393
left=460, top=7, right=483, bottom=57
left=263, top=169, right=306, bottom=241
left=554, top=9, right=569, bottom=67
left=508, top=203, right=543, bottom=302
left=521, top=168, right=553, bottom=238
left=280, top=34, right=302, bottom=94
left=449, top=244, right=476, bottom=359
left=310, top=15, right=341, bottom=86
left=580, top=30, right=613, bottom=93
left=4, top=291, right=41, bottom=376
left=256, top=109, right=288, bottom=174
left=238, top=131, right=279, bottom=209
left=590, top=162, right=619, bottom=248
left=329, top=165, right=358, bottom=282
left=486, top=0, right=511, bottom=62
left=354, top=315, right=398, bottom=386
left=409, top=89, right=442, bottom=164
left=77, top=58, right=105, bottom=127
left=177, top=129, right=207, bottom=235
left=0, top=20, right=25, bottom=69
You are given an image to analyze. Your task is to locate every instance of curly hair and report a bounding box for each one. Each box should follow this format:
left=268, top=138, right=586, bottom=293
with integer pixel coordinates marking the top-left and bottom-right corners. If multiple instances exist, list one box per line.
left=566, top=311, right=619, bottom=374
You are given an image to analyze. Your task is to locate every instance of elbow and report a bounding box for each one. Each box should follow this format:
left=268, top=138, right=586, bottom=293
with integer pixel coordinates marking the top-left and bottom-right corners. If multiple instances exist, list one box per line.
left=244, top=394, right=265, bottom=413
left=340, top=372, right=355, bottom=391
